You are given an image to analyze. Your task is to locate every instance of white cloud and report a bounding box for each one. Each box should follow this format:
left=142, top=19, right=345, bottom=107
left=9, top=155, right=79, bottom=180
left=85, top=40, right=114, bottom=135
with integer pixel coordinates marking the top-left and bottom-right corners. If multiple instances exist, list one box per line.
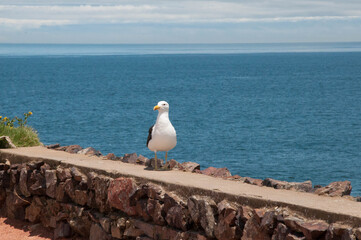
left=0, top=18, right=74, bottom=29
left=1, top=1, right=361, bottom=29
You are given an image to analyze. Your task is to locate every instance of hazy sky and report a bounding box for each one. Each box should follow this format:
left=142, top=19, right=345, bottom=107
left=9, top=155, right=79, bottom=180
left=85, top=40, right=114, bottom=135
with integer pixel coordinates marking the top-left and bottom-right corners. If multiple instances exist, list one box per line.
left=1, top=0, right=361, bottom=43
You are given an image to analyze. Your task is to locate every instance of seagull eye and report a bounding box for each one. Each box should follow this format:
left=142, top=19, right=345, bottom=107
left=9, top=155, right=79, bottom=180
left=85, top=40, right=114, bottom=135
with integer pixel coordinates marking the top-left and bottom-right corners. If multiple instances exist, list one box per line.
left=163, top=104, right=166, bottom=106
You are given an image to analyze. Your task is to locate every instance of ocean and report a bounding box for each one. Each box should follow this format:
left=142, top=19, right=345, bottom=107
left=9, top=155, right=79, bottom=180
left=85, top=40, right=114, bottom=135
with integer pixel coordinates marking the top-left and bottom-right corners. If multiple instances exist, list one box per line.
left=1, top=43, right=361, bottom=195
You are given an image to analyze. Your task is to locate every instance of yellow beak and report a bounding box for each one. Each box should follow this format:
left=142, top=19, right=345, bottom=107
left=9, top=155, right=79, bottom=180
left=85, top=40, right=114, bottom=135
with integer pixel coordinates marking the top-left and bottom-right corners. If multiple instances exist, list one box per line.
left=153, top=105, right=160, bottom=111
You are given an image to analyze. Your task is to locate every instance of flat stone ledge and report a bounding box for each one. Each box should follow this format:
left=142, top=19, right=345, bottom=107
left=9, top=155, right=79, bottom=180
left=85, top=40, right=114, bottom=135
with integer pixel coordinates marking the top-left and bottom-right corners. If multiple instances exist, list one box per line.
left=1, top=146, right=361, bottom=227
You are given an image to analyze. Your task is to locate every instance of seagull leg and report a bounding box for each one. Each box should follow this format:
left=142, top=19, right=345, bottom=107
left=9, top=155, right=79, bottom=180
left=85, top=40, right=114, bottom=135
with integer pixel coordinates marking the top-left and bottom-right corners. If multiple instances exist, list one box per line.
left=159, top=152, right=171, bottom=171
left=154, top=152, right=158, bottom=171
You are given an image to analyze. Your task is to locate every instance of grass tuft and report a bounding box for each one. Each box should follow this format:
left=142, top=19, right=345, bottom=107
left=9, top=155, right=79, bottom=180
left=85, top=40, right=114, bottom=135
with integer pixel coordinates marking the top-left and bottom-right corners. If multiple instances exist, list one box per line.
left=0, top=124, right=41, bottom=147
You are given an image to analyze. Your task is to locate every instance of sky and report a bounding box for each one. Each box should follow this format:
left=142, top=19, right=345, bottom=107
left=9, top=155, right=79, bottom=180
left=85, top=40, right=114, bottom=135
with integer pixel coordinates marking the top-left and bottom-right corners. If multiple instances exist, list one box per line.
left=1, top=0, right=361, bottom=44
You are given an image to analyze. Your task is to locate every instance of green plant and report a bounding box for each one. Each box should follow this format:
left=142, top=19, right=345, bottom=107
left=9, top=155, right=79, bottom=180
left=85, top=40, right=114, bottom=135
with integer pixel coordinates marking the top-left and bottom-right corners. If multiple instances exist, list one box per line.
left=15, top=111, right=33, bottom=127
left=1, top=111, right=33, bottom=128
left=0, top=111, right=41, bottom=147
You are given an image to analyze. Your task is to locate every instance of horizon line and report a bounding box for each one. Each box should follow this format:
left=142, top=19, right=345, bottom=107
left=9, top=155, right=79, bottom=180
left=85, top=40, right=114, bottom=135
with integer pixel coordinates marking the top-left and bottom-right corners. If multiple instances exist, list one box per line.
left=1, top=41, right=361, bottom=45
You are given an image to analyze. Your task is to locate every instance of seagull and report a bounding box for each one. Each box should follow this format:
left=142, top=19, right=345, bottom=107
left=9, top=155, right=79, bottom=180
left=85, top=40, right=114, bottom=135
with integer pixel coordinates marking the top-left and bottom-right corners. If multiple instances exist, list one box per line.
left=147, top=101, right=177, bottom=170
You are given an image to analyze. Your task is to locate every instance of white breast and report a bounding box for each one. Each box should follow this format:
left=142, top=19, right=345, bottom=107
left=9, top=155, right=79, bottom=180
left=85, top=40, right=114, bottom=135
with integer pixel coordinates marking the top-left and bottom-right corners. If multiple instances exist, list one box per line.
left=148, top=113, right=177, bottom=152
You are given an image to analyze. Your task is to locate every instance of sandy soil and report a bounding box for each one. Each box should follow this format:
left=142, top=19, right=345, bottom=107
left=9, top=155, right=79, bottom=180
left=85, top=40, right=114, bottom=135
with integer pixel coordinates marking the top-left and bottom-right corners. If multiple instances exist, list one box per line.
left=0, top=216, right=53, bottom=240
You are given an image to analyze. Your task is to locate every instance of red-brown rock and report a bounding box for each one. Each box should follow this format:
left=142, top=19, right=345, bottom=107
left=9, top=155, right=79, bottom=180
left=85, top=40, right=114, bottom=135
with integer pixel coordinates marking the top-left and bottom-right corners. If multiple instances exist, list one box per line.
left=136, top=155, right=149, bottom=165
left=108, top=177, right=137, bottom=216
left=54, top=221, right=72, bottom=239
left=29, top=170, right=46, bottom=195
left=262, top=177, right=287, bottom=188
left=241, top=213, right=271, bottom=240
left=260, top=211, right=277, bottom=234
left=78, top=147, right=102, bottom=156
left=184, top=232, right=208, bottom=240
left=179, top=162, right=200, bottom=172
left=163, top=192, right=186, bottom=214
left=164, top=159, right=181, bottom=169
left=90, top=223, right=112, bottom=240
left=68, top=211, right=92, bottom=237
left=188, top=195, right=216, bottom=238
left=226, top=175, right=244, bottom=181
left=64, top=178, right=76, bottom=200
left=325, top=223, right=355, bottom=240
left=19, top=168, right=31, bottom=197
left=217, top=200, right=238, bottom=226
left=40, top=199, right=61, bottom=228
left=285, top=232, right=306, bottom=240
left=136, top=236, right=153, bottom=240
left=122, top=153, right=138, bottom=164
left=254, top=208, right=266, bottom=223
left=88, top=173, right=111, bottom=213
left=315, top=181, right=352, bottom=197
left=45, top=170, right=57, bottom=198
left=236, top=205, right=253, bottom=232
left=272, top=223, right=289, bottom=240
left=244, top=177, right=263, bottom=186
left=296, top=220, right=328, bottom=239
left=355, top=228, right=361, bottom=240
left=129, top=219, right=155, bottom=238
left=105, top=153, right=117, bottom=160
left=71, top=167, right=87, bottom=182
left=0, top=170, right=10, bottom=189
left=10, top=169, right=19, bottom=189
left=110, top=218, right=126, bottom=238
left=56, top=167, right=72, bottom=182
left=284, top=216, right=304, bottom=232
left=165, top=204, right=191, bottom=231
left=201, top=167, right=232, bottom=178
left=154, top=225, right=185, bottom=239
left=100, top=217, right=111, bottom=233
left=262, top=178, right=312, bottom=192
left=214, top=200, right=238, bottom=240
left=0, top=188, right=6, bottom=207
left=6, top=190, right=30, bottom=220
left=55, top=182, right=69, bottom=202
left=64, top=145, right=83, bottom=153
left=27, top=161, right=44, bottom=171
left=46, top=143, right=60, bottom=149
left=74, top=190, right=88, bottom=206
left=40, top=163, right=51, bottom=175
left=147, top=198, right=165, bottom=225
left=25, top=196, right=44, bottom=223
left=135, top=198, right=151, bottom=221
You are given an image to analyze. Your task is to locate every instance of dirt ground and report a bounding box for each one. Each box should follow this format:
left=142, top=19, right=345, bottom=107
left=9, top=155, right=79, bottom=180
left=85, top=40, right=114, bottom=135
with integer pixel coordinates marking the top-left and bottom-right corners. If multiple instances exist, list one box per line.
left=0, top=216, right=53, bottom=240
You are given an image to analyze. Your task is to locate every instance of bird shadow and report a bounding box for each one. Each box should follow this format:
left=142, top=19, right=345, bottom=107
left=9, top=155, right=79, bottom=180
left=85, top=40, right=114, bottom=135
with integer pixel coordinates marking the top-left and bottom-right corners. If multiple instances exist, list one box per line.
left=143, top=166, right=172, bottom=171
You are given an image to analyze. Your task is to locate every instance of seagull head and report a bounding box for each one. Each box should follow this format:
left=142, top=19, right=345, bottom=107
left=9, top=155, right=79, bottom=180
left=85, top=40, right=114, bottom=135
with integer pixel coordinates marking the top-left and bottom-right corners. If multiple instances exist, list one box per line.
left=153, top=101, right=169, bottom=112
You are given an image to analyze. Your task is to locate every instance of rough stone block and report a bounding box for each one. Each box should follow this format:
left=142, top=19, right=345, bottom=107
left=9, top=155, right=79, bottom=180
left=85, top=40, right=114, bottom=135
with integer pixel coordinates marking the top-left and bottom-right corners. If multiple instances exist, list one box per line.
left=166, top=204, right=191, bottom=231
left=201, top=167, right=232, bottom=178
left=108, top=177, right=137, bottom=216
left=90, top=223, right=111, bottom=240
left=188, top=195, right=217, bottom=238
left=45, top=170, right=57, bottom=198
left=54, top=221, right=72, bottom=239
left=315, top=181, right=352, bottom=197
left=19, top=168, right=31, bottom=197
left=122, top=153, right=138, bottom=164
left=179, top=162, right=200, bottom=172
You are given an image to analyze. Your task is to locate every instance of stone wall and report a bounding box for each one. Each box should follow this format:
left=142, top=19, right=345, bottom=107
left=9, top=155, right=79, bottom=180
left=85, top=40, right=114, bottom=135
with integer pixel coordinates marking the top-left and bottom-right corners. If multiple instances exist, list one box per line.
left=0, top=157, right=360, bottom=240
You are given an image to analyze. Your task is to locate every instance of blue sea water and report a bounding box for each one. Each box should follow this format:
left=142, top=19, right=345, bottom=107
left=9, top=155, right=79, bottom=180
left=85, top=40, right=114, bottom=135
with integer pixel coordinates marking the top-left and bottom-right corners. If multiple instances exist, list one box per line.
left=1, top=43, right=361, bottom=195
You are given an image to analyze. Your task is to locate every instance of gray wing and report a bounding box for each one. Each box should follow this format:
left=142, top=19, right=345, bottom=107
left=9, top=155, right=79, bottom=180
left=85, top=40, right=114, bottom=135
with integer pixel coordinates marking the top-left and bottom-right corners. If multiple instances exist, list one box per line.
left=146, top=125, right=154, bottom=147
